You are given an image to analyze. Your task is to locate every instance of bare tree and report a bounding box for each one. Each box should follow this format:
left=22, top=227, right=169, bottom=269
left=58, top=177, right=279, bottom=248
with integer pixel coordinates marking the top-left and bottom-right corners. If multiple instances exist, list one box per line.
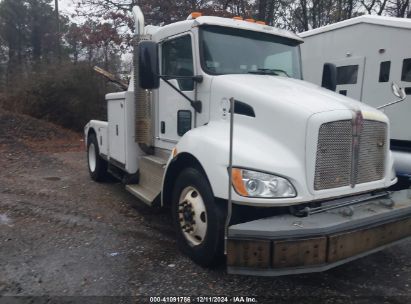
left=386, top=0, right=410, bottom=17
left=361, top=0, right=389, bottom=14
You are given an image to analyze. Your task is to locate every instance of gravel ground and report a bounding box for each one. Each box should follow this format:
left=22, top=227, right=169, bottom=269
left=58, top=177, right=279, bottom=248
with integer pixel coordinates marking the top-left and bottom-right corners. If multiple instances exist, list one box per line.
left=1, top=110, right=411, bottom=303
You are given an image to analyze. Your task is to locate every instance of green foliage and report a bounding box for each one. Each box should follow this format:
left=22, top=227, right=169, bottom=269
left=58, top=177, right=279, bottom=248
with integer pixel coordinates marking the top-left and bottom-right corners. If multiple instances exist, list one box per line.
left=0, top=0, right=125, bottom=132
left=0, top=0, right=66, bottom=66
left=2, top=63, right=112, bottom=131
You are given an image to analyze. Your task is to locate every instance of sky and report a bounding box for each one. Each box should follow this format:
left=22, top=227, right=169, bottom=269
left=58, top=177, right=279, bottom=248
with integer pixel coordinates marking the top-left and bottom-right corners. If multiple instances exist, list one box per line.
left=57, top=0, right=76, bottom=18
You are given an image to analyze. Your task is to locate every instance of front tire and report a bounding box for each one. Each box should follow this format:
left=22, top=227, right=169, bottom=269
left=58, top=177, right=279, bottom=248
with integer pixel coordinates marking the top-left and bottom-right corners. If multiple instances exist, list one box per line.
left=171, top=167, right=225, bottom=267
left=87, top=133, right=108, bottom=182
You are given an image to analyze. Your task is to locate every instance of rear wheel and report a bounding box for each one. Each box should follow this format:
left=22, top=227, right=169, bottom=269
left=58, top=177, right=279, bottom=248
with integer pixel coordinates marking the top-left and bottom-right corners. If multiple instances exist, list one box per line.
left=87, top=133, right=108, bottom=182
left=171, top=167, right=225, bottom=267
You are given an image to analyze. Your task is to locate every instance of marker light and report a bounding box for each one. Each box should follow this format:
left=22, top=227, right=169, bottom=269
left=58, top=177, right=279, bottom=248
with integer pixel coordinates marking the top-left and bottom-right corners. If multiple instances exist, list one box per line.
left=231, top=168, right=296, bottom=198
left=172, top=147, right=178, bottom=158
left=256, top=21, right=266, bottom=25
left=245, top=18, right=255, bottom=23
left=233, top=16, right=243, bottom=20
left=191, top=12, right=202, bottom=19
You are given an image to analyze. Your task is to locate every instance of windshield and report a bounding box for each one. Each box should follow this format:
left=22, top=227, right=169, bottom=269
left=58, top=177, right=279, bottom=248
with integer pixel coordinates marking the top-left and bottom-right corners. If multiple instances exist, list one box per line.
left=200, top=26, right=302, bottom=79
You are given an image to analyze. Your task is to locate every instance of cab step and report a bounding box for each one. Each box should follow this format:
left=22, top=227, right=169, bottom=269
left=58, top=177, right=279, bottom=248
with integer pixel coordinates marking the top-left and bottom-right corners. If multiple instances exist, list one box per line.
left=126, top=154, right=168, bottom=206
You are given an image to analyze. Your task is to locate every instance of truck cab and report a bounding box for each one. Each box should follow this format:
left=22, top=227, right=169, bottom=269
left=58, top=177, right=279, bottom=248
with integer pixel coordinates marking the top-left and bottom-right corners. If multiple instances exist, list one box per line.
left=84, top=8, right=411, bottom=276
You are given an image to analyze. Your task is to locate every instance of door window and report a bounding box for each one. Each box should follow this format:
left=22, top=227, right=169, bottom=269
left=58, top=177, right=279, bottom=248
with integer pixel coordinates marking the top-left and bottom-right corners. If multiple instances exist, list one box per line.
left=337, top=65, right=359, bottom=85
left=177, top=110, right=192, bottom=136
left=401, top=58, right=411, bottom=82
left=162, top=35, right=194, bottom=91
left=379, top=61, right=391, bottom=82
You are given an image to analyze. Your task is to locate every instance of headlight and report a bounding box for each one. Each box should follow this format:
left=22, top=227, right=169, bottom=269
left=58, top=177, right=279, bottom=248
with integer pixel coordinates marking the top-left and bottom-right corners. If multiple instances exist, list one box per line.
left=231, top=168, right=297, bottom=198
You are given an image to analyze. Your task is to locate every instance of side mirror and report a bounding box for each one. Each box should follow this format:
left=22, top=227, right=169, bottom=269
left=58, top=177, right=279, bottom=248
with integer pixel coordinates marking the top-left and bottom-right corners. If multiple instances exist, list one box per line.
left=391, top=82, right=406, bottom=100
left=321, top=63, right=337, bottom=91
left=138, top=41, right=159, bottom=90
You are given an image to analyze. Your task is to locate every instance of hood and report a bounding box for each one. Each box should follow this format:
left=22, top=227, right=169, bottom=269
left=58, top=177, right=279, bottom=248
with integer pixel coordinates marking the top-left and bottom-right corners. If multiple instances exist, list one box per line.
left=205, top=73, right=392, bottom=204
left=211, top=74, right=383, bottom=116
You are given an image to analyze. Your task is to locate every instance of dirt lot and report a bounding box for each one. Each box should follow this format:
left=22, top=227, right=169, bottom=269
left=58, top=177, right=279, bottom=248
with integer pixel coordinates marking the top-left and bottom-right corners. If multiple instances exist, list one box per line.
left=1, top=110, right=411, bottom=303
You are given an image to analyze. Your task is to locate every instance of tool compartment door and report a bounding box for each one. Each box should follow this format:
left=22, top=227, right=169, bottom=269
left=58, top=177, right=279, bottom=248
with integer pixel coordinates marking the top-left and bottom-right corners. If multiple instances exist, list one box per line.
left=107, top=96, right=126, bottom=165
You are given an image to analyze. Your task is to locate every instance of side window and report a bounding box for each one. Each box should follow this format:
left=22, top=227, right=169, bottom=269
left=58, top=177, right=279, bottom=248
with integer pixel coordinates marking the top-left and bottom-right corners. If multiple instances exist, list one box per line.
left=401, top=58, right=411, bottom=82
left=161, top=35, right=194, bottom=91
left=379, top=61, right=391, bottom=82
left=337, top=65, right=359, bottom=85
left=177, top=110, right=192, bottom=136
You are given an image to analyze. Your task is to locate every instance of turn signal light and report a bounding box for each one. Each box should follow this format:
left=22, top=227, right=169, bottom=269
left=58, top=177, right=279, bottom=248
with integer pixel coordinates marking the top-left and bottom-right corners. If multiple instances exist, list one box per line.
left=245, top=18, right=255, bottom=23
left=231, top=168, right=248, bottom=196
left=172, top=147, right=178, bottom=158
left=256, top=21, right=266, bottom=25
left=233, top=16, right=243, bottom=20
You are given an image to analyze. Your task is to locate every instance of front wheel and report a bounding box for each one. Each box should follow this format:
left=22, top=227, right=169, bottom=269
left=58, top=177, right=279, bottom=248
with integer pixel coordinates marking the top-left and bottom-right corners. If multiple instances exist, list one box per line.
left=171, top=167, right=225, bottom=267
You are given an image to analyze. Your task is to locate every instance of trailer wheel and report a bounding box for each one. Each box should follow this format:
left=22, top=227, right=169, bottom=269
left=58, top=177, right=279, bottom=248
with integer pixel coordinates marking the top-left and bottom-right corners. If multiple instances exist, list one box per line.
left=172, top=167, right=225, bottom=267
left=87, top=133, right=108, bottom=182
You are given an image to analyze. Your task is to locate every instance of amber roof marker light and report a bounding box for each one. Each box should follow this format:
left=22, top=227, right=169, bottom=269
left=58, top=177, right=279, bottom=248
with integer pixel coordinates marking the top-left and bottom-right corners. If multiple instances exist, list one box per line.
left=187, top=12, right=202, bottom=20
left=191, top=12, right=202, bottom=19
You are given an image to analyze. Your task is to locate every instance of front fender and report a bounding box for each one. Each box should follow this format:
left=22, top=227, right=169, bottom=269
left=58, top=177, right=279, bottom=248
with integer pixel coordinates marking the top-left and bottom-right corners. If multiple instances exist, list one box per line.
left=171, top=120, right=313, bottom=207
left=85, top=120, right=109, bottom=156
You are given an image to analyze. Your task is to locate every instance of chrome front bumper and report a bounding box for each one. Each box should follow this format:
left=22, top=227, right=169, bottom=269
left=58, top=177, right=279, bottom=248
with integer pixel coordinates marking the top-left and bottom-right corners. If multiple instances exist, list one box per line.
left=227, top=189, right=411, bottom=276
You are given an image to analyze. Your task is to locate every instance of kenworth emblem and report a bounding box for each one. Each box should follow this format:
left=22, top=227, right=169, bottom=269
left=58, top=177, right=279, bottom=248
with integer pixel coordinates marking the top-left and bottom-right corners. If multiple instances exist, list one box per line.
left=351, top=110, right=364, bottom=187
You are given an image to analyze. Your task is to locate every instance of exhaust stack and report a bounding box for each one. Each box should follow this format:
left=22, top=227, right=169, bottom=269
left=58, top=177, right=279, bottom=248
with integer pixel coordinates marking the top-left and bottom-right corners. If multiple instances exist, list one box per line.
left=133, top=6, right=153, bottom=153
left=132, top=6, right=145, bottom=35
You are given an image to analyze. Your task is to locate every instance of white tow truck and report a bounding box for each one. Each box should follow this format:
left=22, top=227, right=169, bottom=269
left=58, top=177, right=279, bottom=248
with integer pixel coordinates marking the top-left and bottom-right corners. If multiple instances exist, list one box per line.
left=85, top=7, right=411, bottom=276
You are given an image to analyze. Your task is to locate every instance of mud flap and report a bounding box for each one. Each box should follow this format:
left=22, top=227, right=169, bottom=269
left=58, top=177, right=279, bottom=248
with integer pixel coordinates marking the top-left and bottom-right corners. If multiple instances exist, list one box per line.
left=227, top=189, right=411, bottom=276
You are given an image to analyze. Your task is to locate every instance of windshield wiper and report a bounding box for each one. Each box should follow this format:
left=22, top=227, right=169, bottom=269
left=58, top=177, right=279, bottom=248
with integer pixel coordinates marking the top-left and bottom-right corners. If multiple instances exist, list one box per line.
left=248, top=68, right=290, bottom=77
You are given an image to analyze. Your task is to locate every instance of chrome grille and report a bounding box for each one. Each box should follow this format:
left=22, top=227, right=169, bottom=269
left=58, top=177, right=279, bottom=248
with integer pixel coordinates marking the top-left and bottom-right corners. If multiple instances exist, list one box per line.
left=314, top=119, right=387, bottom=190
left=314, top=120, right=352, bottom=190
left=356, top=121, right=386, bottom=184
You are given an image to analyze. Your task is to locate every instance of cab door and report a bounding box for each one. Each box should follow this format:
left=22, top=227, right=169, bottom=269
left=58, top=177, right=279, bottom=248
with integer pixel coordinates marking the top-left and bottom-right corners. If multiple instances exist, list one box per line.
left=157, top=33, right=196, bottom=148
left=334, top=56, right=365, bottom=101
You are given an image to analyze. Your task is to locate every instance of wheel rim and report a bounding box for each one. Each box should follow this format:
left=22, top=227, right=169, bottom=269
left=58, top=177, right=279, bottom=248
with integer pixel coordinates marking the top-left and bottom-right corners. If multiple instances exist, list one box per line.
left=88, top=143, right=97, bottom=172
left=178, top=186, right=207, bottom=247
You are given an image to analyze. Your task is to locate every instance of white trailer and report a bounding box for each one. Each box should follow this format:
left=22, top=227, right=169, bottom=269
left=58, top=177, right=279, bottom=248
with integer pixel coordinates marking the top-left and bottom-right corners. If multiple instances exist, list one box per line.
left=300, top=15, right=411, bottom=177
left=84, top=7, right=411, bottom=276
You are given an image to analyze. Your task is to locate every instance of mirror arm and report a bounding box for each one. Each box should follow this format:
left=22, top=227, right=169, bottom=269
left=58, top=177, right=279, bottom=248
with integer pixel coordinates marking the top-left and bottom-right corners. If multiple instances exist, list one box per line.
left=377, top=95, right=407, bottom=110
left=159, top=76, right=202, bottom=113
